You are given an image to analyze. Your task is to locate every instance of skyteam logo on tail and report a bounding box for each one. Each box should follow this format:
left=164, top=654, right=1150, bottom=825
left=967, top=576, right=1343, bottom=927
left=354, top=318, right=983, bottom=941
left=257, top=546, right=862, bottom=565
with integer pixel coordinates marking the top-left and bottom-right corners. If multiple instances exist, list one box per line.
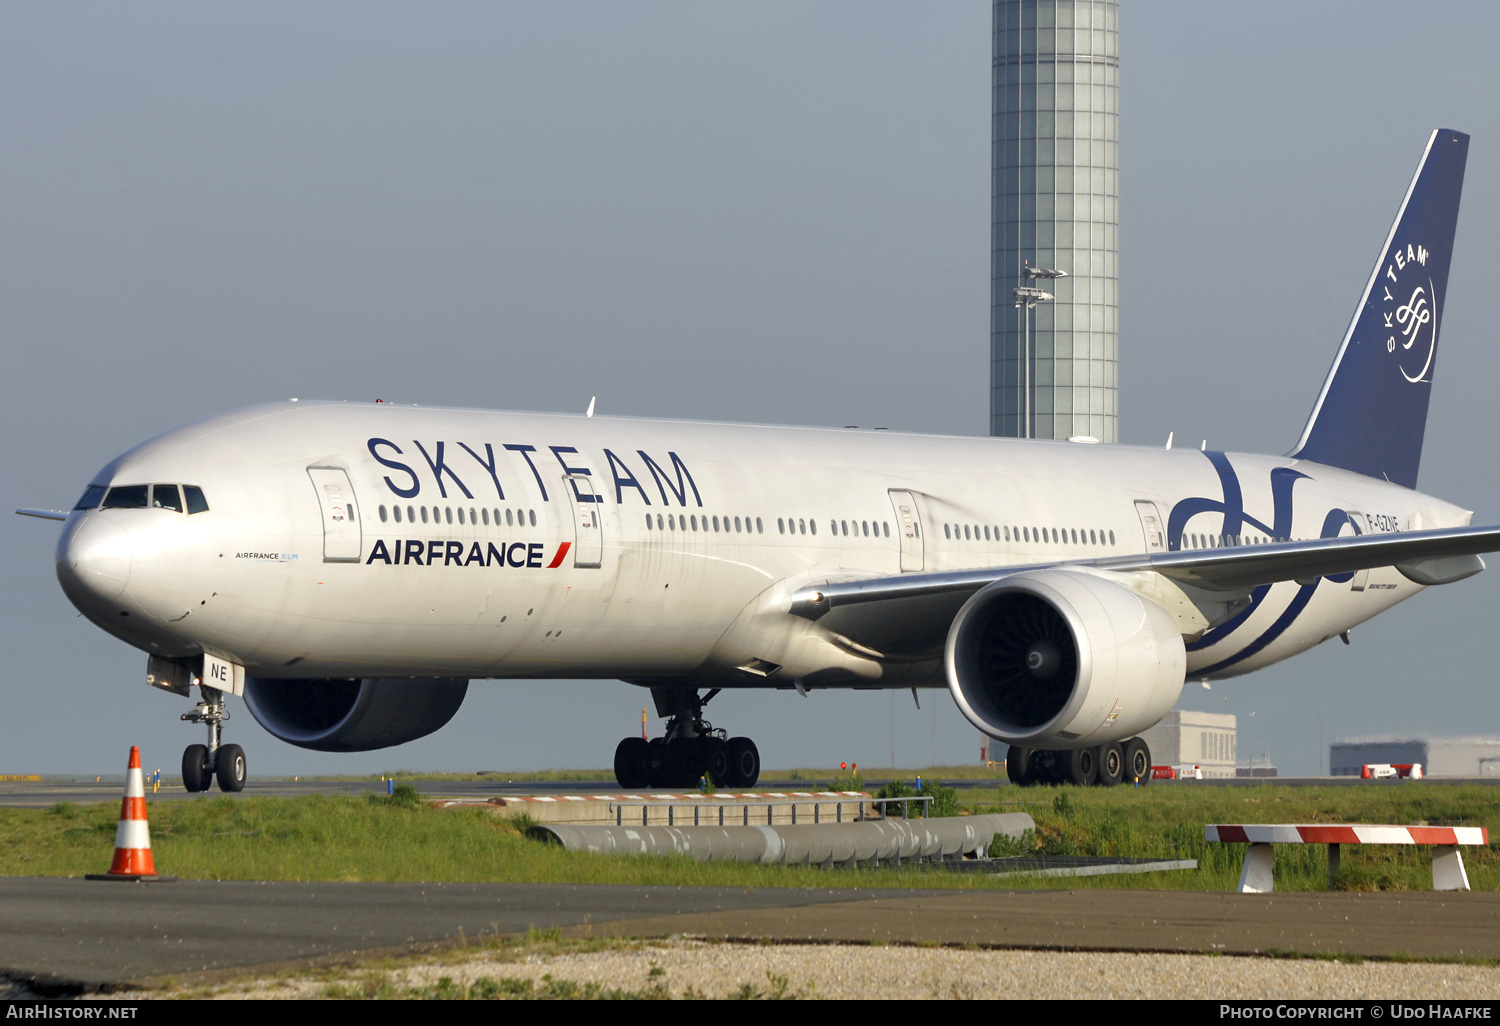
left=1384, top=242, right=1436, bottom=383
left=1289, top=129, right=1467, bottom=489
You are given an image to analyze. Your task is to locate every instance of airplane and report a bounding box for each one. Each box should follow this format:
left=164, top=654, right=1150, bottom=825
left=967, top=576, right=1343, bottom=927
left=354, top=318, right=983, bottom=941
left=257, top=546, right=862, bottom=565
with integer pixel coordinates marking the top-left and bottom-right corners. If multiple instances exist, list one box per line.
left=18, top=128, right=1496, bottom=793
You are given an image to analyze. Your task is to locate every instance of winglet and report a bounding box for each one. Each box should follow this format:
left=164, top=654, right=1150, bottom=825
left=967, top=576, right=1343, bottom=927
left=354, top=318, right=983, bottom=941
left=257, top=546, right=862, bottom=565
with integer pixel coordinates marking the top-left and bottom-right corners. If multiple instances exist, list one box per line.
left=1289, top=129, right=1469, bottom=489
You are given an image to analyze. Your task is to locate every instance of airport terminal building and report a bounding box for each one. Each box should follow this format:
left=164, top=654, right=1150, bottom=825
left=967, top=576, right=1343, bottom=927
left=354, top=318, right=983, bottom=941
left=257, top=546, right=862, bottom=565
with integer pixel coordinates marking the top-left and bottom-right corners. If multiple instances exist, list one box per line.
left=991, top=0, right=1120, bottom=442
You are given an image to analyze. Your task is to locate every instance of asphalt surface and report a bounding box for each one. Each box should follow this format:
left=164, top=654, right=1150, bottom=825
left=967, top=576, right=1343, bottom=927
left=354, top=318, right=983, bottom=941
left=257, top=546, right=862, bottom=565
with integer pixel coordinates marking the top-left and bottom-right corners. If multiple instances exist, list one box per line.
left=582, top=889, right=1500, bottom=961
left=0, top=878, right=931, bottom=992
left=5, top=877, right=1500, bottom=994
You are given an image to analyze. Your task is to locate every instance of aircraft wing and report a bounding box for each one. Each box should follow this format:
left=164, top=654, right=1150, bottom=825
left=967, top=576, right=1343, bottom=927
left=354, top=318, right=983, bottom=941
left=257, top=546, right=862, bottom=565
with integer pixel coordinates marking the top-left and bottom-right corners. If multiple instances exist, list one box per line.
left=15, top=508, right=67, bottom=521
left=788, top=524, right=1500, bottom=654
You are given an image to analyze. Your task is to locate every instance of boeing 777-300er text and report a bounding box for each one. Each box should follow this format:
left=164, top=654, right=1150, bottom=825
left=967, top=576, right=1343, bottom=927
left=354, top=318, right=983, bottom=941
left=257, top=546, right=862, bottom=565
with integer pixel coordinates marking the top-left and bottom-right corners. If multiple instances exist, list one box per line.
left=20, top=129, right=1497, bottom=791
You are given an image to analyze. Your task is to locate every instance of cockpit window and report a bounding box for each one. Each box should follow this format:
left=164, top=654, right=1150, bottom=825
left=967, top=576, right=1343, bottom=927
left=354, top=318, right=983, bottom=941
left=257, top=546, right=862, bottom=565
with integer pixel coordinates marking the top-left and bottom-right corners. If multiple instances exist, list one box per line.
left=183, top=485, right=209, bottom=514
left=73, top=484, right=107, bottom=510
left=102, top=485, right=149, bottom=509
left=151, top=484, right=183, bottom=512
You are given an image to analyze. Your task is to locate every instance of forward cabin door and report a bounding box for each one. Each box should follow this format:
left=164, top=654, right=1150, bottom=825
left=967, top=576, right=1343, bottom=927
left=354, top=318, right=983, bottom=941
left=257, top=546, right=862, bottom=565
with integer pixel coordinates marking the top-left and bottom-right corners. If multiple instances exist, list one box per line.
left=307, top=467, right=363, bottom=562
left=564, top=473, right=603, bottom=568
left=1134, top=500, right=1166, bottom=552
left=888, top=489, right=924, bottom=572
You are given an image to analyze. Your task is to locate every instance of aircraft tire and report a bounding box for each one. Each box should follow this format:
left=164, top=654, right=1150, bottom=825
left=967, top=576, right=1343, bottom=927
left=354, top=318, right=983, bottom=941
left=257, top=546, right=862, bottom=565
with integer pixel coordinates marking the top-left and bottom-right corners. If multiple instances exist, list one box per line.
left=727, top=737, right=759, bottom=788
left=1123, top=737, right=1152, bottom=786
left=1064, top=747, right=1097, bottom=787
left=1006, top=746, right=1031, bottom=786
left=215, top=744, right=247, bottom=793
left=614, top=737, right=650, bottom=789
left=705, top=739, right=732, bottom=788
left=1096, top=742, right=1124, bottom=787
left=181, top=744, right=212, bottom=793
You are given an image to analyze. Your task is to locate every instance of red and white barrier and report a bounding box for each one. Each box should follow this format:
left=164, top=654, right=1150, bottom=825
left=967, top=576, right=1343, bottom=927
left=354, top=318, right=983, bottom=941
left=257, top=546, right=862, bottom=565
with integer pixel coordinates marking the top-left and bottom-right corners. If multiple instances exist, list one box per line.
left=1206, top=822, right=1485, bottom=893
left=1360, top=763, right=1424, bottom=780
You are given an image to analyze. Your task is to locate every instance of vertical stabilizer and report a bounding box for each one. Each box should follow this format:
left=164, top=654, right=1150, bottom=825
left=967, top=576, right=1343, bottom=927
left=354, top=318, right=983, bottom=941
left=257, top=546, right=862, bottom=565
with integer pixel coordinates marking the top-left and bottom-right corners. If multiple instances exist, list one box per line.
left=1289, top=129, right=1468, bottom=489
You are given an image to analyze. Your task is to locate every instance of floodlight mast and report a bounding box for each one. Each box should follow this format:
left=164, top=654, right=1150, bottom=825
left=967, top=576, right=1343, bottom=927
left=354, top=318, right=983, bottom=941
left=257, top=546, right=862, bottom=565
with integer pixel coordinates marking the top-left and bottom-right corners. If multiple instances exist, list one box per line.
left=1012, top=265, right=1067, bottom=439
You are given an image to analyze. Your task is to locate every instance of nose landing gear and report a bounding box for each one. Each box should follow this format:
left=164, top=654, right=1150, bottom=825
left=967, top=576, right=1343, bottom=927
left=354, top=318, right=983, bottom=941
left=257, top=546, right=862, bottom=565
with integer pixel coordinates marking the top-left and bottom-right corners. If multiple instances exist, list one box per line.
left=180, top=686, right=246, bottom=793
left=614, top=687, right=759, bottom=790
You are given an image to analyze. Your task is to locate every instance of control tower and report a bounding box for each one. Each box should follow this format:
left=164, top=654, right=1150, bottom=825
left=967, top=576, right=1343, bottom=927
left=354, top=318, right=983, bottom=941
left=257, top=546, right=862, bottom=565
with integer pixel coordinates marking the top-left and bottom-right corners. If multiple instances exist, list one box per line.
left=991, top=0, right=1119, bottom=441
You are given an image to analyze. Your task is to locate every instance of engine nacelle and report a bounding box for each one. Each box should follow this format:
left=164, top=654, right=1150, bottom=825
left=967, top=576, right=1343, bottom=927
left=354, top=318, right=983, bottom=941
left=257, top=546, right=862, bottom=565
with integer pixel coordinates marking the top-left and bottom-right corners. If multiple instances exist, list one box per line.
left=945, top=569, right=1185, bottom=749
left=243, top=677, right=468, bottom=752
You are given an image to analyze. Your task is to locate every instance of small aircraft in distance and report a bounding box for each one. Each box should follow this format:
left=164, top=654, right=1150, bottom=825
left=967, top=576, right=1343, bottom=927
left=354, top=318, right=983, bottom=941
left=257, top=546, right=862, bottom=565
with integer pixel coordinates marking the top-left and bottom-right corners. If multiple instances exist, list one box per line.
left=20, top=129, right=1494, bottom=792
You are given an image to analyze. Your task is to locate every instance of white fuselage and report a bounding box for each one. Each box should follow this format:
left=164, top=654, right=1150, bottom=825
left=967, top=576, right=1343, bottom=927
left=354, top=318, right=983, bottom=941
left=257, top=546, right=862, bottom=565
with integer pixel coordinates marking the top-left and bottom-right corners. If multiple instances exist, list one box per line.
left=56, top=401, right=1470, bottom=690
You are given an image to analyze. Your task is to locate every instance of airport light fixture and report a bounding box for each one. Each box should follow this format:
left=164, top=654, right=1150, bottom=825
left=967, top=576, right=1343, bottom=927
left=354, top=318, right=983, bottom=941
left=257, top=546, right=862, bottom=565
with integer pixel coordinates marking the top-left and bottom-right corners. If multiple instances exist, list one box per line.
left=1012, top=266, right=1067, bottom=439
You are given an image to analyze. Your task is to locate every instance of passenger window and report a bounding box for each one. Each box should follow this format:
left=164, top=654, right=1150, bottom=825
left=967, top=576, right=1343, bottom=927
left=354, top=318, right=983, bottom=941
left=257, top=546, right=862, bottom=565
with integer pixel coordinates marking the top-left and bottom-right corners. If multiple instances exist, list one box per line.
left=505, top=509, right=514, bottom=526
left=735, top=516, right=743, bottom=532
left=445, top=507, right=453, bottom=524
left=691, top=515, right=699, bottom=531
left=102, top=485, right=148, bottom=509
left=393, top=505, right=402, bottom=523
left=755, top=517, right=763, bottom=533
left=73, top=484, right=107, bottom=510
left=407, top=505, right=415, bottom=522
left=645, top=514, right=653, bottom=529
left=944, top=524, right=951, bottom=539
left=421, top=507, right=429, bottom=523
left=379, top=505, right=388, bottom=523
left=840, top=520, right=847, bottom=536
left=657, top=514, right=664, bottom=530
left=528, top=510, right=536, bottom=526
left=1108, top=530, right=1115, bottom=545
left=457, top=508, right=465, bottom=525
left=482, top=509, right=490, bottom=525
left=150, top=484, right=183, bottom=512
left=810, top=519, right=817, bottom=535
left=882, top=522, right=889, bottom=537
left=799, top=519, right=806, bottom=535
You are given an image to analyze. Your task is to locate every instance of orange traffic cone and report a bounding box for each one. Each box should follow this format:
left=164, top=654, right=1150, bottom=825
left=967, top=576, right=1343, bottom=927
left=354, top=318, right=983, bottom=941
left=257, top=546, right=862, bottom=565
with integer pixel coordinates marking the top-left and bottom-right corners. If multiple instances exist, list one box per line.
left=86, top=746, right=175, bottom=882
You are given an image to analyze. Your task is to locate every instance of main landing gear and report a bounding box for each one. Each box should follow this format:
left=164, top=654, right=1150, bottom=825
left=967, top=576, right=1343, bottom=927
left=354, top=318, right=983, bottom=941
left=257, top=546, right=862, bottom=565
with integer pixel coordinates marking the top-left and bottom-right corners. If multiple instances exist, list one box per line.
left=180, top=685, right=247, bottom=793
left=613, top=688, right=760, bottom=790
left=1007, top=737, right=1152, bottom=787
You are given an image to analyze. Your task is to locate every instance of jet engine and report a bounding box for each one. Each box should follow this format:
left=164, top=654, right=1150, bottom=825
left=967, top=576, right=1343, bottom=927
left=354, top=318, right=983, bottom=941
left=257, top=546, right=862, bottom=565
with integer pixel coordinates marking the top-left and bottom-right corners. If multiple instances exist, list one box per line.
left=945, top=570, right=1185, bottom=749
left=243, top=677, right=468, bottom=752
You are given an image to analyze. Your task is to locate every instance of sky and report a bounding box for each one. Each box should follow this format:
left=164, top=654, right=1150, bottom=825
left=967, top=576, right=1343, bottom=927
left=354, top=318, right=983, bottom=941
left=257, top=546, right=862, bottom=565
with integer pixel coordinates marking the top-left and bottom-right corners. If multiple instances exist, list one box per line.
left=3, top=1, right=1499, bottom=777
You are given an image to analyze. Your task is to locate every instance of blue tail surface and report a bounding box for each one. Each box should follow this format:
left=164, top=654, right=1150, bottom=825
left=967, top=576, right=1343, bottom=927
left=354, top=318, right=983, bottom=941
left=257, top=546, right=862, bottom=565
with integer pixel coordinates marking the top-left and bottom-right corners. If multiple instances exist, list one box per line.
left=1288, top=129, right=1468, bottom=489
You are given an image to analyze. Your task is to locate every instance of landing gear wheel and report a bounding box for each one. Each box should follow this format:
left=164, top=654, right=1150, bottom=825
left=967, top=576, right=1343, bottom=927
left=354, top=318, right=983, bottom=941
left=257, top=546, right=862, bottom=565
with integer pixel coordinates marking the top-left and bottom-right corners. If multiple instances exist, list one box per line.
left=644, top=738, right=668, bottom=788
left=215, top=743, right=246, bottom=793
left=1123, top=737, right=1152, bottom=785
left=705, top=739, right=732, bottom=788
left=182, top=744, right=212, bottom=793
left=1006, top=746, right=1032, bottom=786
left=614, top=737, right=650, bottom=789
left=1096, top=742, right=1124, bottom=787
left=1064, top=747, right=1097, bottom=787
left=727, top=737, right=759, bottom=788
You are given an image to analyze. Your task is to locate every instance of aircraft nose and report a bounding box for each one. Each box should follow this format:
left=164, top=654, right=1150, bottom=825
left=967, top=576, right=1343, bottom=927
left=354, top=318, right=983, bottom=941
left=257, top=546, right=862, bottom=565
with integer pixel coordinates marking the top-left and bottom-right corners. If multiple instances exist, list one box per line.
left=57, top=515, right=132, bottom=605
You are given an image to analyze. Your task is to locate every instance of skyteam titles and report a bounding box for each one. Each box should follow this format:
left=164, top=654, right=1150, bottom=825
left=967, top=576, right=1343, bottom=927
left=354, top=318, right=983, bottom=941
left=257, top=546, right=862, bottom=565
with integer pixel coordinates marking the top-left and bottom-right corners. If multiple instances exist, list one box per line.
left=366, top=438, right=702, bottom=507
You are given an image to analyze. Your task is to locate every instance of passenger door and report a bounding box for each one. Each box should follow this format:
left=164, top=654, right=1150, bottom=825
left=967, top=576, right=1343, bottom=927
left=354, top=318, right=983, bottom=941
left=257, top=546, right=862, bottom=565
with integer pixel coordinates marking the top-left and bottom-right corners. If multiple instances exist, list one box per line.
left=888, top=489, right=924, bottom=572
left=307, top=467, right=362, bottom=562
left=1345, top=511, right=1369, bottom=592
left=564, top=473, right=603, bottom=568
left=1134, top=500, right=1166, bottom=552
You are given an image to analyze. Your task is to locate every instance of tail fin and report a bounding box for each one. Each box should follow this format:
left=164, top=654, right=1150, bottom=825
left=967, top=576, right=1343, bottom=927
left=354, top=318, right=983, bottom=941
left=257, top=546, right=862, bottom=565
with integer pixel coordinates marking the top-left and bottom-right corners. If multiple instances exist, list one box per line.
left=1288, top=129, right=1468, bottom=489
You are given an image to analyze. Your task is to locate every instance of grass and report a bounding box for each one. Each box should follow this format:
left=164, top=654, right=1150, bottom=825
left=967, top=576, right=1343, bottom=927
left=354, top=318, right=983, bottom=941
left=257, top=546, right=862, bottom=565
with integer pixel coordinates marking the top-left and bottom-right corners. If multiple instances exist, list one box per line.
left=4, top=783, right=1496, bottom=892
